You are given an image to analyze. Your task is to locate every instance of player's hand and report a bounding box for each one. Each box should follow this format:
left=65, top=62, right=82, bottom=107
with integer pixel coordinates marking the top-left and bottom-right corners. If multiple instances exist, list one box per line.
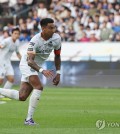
left=53, top=74, right=60, bottom=86
left=42, top=70, right=54, bottom=78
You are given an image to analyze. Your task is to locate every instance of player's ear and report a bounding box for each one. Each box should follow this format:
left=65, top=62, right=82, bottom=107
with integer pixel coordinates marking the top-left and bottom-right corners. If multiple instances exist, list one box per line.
left=41, top=26, right=46, bottom=31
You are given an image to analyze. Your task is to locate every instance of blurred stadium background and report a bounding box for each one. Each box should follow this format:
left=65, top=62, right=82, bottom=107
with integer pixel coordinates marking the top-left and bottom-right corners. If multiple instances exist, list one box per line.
left=0, top=0, right=120, bottom=133
left=0, top=0, right=119, bottom=88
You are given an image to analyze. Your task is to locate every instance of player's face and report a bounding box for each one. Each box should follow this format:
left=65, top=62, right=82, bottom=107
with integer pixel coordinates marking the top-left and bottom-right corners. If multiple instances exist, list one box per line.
left=44, top=23, right=56, bottom=37
left=12, top=31, right=20, bottom=41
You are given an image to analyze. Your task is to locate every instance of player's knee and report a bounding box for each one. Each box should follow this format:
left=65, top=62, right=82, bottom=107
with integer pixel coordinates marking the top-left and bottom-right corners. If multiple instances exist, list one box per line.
left=19, top=94, right=27, bottom=101
left=33, top=85, right=43, bottom=91
left=8, top=79, right=14, bottom=83
left=36, top=86, right=43, bottom=91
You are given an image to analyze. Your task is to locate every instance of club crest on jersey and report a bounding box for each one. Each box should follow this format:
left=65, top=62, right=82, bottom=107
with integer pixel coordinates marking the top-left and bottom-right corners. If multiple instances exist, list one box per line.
left=29, top=42, right=35, bottom=46
left=48, top=41, right=53, bottom=47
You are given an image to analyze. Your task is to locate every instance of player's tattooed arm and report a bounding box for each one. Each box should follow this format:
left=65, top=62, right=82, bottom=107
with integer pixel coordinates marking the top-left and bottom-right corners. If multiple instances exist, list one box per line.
left=27, top=53, right=40, bottom=72
left=27, top=52, right=54, bottom=78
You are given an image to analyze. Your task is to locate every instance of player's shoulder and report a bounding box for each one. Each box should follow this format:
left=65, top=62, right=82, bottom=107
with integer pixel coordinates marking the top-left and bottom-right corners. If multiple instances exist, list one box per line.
left=52, top=33, right=61, bottom=41
left=3, top=37, right=11, bottom=42
left=31, top=33, right=40, bottom=40
left=30, top=33, right=40, bottom=43
left=52, top=33, right=61, bottom=46
left=0, top=37, right=11, bottom=45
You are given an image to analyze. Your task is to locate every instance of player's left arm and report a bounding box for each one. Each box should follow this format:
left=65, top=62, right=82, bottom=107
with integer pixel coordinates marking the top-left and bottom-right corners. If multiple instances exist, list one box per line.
left=53, top=47, right=61, bottom=86
left=16, top=52, right=21, bottom=60
left=0, top=45, right=3, bottom=49
left=16, top=41, right=21, bottom=60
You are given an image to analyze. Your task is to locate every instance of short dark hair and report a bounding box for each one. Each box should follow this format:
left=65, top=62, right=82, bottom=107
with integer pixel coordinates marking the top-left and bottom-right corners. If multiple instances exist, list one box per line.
left=40, top=18, right=54, bottom=27
left=12, top=27, right=20, bottom=33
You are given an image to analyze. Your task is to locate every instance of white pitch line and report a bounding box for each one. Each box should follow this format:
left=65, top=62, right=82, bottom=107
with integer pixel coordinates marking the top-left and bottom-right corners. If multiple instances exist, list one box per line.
left=0, top=101, right=6, bottom=104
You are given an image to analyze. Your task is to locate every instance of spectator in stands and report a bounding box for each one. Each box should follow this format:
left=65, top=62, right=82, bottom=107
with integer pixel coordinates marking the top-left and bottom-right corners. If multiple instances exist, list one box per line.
left=0, top=0, right=120, bottom=43
left=89, top=2, right=97, bottom=16
left=19, top=30, right=31, bottom=42
left=88, top=16, right=95, bottom=30
left=89, top=31, right=99, bottom=42
left=114, top=33, right=120, bottom=42
left=67, top=26, right=76, bottom=42
left=107, top=3, right=115, bottom=14
left=75, top=24, right=84, bottom=41
left=32, top=10, right=40, bottom=23
left=114, top=12, right=120, bottom=25
left=85, top=25, right=91, bottom=38
left=93, top=23, right=101, bottom=40
left=81, top=9, right=89, bottom=27
left=99, top=9, right=107, bottom=23
left=100, top=21, right=114, bottom=41
left=26, top=18, right=34, bottom=30
left=79, top=32, right=90, bottom=42
left=112, top=23, right=120, bottom=33
left=37, top=2, right=48, bottom=19
left=94, top=14, right=100, bottom=25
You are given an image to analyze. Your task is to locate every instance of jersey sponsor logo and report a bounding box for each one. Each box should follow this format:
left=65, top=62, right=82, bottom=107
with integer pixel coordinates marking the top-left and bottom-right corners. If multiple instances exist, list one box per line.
left=36, top=43, right=53, bottom=54
left=29, top=42, right=35, bottom=46
left=9, top=47, right=16, bottom=52
left=36, top=47, right=53, bottom=54
left=36, top=49, right=52, bottom=54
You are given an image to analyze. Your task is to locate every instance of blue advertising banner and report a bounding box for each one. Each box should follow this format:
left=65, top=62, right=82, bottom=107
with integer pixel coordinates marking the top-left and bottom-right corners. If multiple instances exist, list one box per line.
left=12, top=61, right=120, bottom=88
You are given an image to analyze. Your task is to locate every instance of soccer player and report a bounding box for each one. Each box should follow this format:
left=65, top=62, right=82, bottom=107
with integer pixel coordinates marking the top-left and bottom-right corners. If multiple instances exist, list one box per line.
left=0, top=18, right=61, bottom=125
left=0, top=28, right=21, bottom=91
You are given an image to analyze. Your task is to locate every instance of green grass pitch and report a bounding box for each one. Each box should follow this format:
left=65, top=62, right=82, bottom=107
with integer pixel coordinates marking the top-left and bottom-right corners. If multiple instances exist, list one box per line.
left=0, top=87, right=120, bottom=134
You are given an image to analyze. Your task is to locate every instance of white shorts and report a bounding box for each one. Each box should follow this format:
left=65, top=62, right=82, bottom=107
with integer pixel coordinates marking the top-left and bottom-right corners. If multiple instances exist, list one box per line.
left=19, top=64, right=38, bottom=82
left=0, top=63, right=14, bottom=78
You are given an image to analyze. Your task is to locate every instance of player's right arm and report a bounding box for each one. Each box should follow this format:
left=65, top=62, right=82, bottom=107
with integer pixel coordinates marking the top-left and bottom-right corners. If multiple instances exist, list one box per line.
left=0, top=40, right=7, bottom=49
left=27, top=52, right=40, bottom=72
left=0, top=44, right=5, bottom=49
left=27, top=52, right=53, bottom=78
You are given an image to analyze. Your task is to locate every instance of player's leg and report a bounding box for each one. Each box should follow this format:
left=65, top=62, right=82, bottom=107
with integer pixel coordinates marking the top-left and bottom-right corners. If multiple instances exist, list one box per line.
left=0, top=65, right=6, bottom=98
left=0, top=78, right=4, bottom=86
left=0, top=78, right=4, bottom=98
left=0, top=81, right=33, bottom=100
left=4, top=64, right=14, bottom=89
left=0, top=64, right=6, bottom=85
left=5, top=75, right=14, bottom=89
left=25, top=75, right=43, bottom=125
left=19, top=82, right=33, bottom=101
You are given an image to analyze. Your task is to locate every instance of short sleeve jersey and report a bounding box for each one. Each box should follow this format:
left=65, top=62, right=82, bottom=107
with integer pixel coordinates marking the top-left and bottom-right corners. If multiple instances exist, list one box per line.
left=20, top=33, right=61, bottom=66
left=0, top=37, right=20, bottom=64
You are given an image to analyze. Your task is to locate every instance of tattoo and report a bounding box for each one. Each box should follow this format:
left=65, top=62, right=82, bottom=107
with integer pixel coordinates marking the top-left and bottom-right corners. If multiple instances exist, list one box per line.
left=27, top=53, right=40, bottom=72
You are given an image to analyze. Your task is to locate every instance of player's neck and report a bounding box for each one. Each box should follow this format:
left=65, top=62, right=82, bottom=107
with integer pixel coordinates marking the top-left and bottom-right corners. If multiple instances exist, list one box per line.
left=12, top=38, right=16, bottom=42
left=41, top=32, right=51, bottom=41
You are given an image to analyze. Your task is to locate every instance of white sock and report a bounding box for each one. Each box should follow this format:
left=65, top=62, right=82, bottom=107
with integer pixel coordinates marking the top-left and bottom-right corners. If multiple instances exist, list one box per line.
left=26, top=89, right=42, bottom=121
left=0, top=88, right=19, bottom=100
left=4, top=81, right=13, bottom=89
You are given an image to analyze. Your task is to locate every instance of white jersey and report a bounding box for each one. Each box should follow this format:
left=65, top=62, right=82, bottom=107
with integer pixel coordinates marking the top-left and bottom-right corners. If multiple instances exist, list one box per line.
left=0, top=37, right=20, bottom=64
left=20, top=32, right=61, bottom=66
